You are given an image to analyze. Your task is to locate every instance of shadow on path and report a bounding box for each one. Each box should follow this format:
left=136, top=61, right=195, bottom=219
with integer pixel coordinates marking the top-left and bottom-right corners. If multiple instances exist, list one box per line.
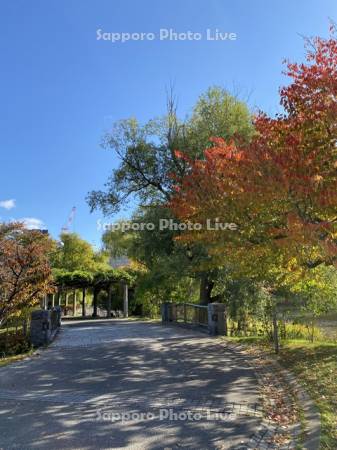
left=0, top=320, right=261, bottom=449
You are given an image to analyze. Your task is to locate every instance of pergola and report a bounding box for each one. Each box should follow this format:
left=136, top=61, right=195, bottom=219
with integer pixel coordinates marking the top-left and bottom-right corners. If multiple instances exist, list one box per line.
left=44, top=269, right=132, bottom=318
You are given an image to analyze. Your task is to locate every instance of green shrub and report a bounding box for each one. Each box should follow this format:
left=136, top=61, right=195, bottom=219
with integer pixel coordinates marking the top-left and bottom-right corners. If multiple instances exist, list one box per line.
left=0, top=331, right=31, bottom=357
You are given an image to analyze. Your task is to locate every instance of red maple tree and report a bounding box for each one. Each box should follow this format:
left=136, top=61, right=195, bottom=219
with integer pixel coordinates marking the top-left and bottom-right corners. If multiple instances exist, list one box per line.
left=170, top=27, right=337, bottom=270
left=0, top=223, right=54, bottom=325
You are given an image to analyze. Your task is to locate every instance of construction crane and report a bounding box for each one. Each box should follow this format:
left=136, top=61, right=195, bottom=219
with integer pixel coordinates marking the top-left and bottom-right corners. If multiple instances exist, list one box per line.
left=61, top=207, right=76, bottom=234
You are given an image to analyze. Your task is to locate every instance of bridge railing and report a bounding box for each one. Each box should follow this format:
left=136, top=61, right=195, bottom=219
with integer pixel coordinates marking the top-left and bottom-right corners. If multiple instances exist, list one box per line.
left=161, top=302, right=227, bottom=335
left=175, top=303, right=208, bottom=328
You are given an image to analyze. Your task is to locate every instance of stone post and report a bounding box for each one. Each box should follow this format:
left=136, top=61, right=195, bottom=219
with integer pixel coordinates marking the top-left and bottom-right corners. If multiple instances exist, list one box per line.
left=30, top=308, right=61, bottom=347
left=171, top=303, right=177, bottom=322
left=207, top=303, right=226, bottom=336
left=30, top=310, right=51, bottom=346
left=53, top=306, right=62, bottom=328
left=161, top=302, right=172, bottom=322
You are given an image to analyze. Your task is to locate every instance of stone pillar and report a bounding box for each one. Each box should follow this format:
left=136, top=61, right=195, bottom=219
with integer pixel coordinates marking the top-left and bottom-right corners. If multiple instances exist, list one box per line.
left=161, top=303, right=178, bottom=322
left=30, top=310, right=51, bottom=346
left=30, top=309, right=61, bottom=347
left=53, top=306, right=62, bottom=328
left=123, top=284, right=128, bottom=318
left=207, top=303, right=226, bottom=336
left=171, top=303, right=177, bottom=322
left=183, top=303, right=187, bottom=323
left=161, top=302, right=171, bottom=322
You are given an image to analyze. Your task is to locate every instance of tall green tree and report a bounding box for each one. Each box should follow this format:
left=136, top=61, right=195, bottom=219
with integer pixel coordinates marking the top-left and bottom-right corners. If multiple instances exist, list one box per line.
left=88, top=87, right=254, bottom=215
left=88, top=87, right=254, bottom=303
left=51, top=233, right=109, bottom=272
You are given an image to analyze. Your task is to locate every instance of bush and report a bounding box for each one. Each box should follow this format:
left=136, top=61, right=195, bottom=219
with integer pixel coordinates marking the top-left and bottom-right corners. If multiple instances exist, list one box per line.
left=0, top=330, right=32, bottom=357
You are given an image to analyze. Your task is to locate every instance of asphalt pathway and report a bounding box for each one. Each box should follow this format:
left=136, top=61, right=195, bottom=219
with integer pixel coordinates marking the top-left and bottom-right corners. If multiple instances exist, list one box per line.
left=0, top=319, right=261, bottom=449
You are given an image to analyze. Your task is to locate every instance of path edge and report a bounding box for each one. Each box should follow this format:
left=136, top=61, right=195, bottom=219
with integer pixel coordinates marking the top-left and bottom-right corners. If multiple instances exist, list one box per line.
left=223, top=339, right=321, bottom=450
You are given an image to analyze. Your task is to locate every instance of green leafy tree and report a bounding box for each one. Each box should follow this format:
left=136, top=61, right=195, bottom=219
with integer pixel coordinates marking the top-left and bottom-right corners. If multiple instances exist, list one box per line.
left=89, top=87, right=254, bottom=304
left=102, top=207, right=196, bottom=311
left=88, top=87, right=253, bottom=215
left=51, top=233, right=110, bottom=272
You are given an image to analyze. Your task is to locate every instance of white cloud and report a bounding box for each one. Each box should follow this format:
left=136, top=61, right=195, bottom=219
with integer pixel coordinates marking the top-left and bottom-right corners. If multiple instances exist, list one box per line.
left=0, top=199, right=16, bottom=210
left=21, top=217, right=45, bottom=230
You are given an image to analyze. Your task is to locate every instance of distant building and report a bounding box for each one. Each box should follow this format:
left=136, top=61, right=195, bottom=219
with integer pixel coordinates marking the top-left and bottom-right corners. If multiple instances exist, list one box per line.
left=26, top=228, right=49, bottom=235
left=109, top=256, right=131, bottom=269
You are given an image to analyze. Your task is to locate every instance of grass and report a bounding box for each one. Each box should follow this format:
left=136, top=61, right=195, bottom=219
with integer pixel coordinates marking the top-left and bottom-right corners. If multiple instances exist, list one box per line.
left=228, top=336, right=337, bottom=449
left=0, top=349, right=34, bottom=367
left=0, top=325, right=22, bottom=334
left=279, top=340, right=337, bottom=450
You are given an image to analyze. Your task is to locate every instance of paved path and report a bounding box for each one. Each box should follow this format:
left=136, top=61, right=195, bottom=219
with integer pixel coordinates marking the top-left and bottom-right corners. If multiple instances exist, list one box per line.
left=0, top=320, right=261, bottom=449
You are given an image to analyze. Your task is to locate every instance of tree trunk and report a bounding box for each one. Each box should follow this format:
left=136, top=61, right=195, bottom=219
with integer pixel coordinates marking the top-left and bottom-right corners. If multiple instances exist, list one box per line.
left=199, top=273, right=214, bottom=305
left=23, top=319, right=27, bottom=337
left=272, top=309, right=280, bottom=354
left=82, top=288, right=86, bottom=317
left=123, top=284, right=129, bottom=318
left=73, top=290, right=77, bottom=316
left=93, top=288, right=98, bottom=317
left=107, top=284, right=112, bottom=318
left=310, top=319, right=315, bottom=343
left=224, top=312, right=228, bottom=336
left=56, top=289, right=61, bottom=306
left=64, top=292, right=69, bottom=316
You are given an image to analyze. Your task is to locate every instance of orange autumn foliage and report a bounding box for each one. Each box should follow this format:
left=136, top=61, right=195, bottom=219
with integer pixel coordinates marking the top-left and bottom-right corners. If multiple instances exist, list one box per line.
left=0, top=223, right=55, bottom=325
left=170, top=28, right=337, bottom=269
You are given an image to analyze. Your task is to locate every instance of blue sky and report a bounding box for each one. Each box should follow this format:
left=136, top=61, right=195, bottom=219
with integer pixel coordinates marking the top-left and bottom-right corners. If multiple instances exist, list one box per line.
left=0, top=0, right=336, bottom=247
